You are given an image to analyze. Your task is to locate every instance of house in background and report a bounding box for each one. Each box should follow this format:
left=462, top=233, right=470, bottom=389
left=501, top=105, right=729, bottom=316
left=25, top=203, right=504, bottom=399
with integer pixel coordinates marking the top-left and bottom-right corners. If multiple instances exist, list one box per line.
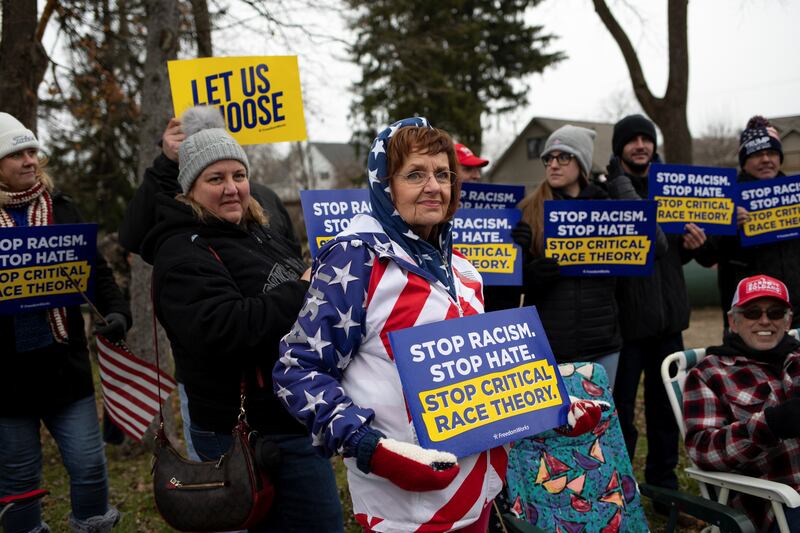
left=486, top=117, right=614, bottom=188
left=265, top=141, right=363, bottom=201
left=691, top=114, right=800, bottom=171
left=303, top=142, right=363, bottom=189
left=770, top=115, right=800, bottom=175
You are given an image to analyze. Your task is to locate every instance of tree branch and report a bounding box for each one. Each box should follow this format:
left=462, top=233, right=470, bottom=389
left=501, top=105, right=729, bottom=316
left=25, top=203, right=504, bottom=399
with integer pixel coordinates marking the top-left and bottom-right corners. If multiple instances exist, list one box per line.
left=190, top=0, right=213, bottom=57
left=664, top=0, right=688, bottom=106
left=591, top=0, right=658, bottom=115
left=35, top=0, right=57, bottom=42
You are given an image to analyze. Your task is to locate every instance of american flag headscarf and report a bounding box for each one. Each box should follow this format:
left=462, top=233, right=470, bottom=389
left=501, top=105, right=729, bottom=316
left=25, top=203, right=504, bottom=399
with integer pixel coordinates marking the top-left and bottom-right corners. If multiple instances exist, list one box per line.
left=366, top=117, right=457, bottom=301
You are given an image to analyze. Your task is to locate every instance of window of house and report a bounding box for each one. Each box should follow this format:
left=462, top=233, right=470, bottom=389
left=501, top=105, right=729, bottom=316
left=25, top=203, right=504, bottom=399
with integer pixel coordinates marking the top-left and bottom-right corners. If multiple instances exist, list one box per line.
left=319, top=171, right=330, bottom=181
left=527, top=137, right=544, bottom=160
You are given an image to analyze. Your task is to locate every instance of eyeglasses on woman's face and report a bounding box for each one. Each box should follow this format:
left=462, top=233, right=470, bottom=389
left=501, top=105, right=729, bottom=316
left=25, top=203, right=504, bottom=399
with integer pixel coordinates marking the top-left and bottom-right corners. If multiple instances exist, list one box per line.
left=395, top=170, right=456, bottom=187
left=541, top=152, right=576, bottom=167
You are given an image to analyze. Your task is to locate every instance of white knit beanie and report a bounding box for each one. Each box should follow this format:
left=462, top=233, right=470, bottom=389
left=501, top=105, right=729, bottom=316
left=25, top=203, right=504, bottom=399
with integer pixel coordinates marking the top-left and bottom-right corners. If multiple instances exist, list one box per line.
left=177, top=106, right=250, bottom=193
left=0, top=112, right=40, bottom=160
left=541, top=125, right=596, bottom=177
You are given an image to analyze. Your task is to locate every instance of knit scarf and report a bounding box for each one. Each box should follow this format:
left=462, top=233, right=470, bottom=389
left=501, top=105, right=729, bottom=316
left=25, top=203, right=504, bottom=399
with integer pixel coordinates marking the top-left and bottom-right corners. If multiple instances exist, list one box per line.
left=0, top=181, right=69, bottom=343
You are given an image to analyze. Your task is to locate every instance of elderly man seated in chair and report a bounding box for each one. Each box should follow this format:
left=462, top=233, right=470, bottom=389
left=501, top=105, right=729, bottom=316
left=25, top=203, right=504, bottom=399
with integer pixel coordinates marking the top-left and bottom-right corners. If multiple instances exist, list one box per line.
left=684, top=274, right=800, bottom=532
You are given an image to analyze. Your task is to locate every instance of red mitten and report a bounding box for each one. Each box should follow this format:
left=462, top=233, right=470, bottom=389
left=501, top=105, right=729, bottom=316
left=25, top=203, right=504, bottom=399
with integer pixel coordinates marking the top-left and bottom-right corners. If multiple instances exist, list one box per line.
left=370, top=438, right=460, bottom=492
left=555, top=397, right=610, bottom=437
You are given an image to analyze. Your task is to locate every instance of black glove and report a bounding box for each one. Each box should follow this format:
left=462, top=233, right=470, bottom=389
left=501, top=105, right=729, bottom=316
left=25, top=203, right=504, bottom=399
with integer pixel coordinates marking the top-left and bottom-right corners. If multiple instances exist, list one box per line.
left=523, top=257, right=560, bottom=293
left=95, top=312, right=128, bottom=343
left=511, top=222, right=532, bottom=253
left=765, top=398, right=800, bottom=439
left=605, top=156, right=623, bottom=181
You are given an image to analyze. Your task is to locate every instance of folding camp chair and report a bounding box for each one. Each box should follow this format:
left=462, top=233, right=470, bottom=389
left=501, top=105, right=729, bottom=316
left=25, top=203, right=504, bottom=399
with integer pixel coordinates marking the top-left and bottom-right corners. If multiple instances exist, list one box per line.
left=661, top=342, right=800, bottom=533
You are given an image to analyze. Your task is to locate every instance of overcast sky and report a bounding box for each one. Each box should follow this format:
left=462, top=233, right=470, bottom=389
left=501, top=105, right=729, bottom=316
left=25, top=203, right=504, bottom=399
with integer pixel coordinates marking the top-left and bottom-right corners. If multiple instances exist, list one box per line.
left=188, top=1, right=800, bottom=162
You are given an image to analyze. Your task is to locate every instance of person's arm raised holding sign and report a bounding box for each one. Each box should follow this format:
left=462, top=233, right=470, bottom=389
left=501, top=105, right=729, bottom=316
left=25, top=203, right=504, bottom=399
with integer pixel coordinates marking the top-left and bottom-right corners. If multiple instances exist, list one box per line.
left=275, top=119, right=507, bottom=532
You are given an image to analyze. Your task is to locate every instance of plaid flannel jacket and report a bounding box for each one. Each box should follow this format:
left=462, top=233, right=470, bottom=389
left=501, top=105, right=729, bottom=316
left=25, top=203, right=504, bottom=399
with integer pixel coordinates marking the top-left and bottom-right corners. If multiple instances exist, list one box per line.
left=683, top=347, right=800, bottom=527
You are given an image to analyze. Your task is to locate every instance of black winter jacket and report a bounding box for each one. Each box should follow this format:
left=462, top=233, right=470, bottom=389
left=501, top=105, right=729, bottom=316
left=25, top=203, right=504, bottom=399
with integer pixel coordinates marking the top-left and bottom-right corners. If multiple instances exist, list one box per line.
left=605, top=157, right=701, bottom=341
left=695, top=171, right=800, bottom=328
left=141, top=195, right=309, bottom=435
left=522, top=184, right=622, bottom=362
left=119, top=153, right=298, bottom=256
left=0, top=191, right=131, bottom=416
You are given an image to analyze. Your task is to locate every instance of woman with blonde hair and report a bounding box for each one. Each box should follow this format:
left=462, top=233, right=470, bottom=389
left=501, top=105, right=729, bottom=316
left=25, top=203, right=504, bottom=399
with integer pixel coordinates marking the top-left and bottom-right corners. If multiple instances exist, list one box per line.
left=141, top=107, right=342, bottom=532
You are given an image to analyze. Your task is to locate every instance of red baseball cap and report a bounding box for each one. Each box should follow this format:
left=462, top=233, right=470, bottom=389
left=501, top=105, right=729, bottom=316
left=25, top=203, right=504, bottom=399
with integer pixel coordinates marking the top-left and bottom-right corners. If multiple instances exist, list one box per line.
left=454, top=143, right=489, bottom=168
left=730, top=274, right=790, bottom=309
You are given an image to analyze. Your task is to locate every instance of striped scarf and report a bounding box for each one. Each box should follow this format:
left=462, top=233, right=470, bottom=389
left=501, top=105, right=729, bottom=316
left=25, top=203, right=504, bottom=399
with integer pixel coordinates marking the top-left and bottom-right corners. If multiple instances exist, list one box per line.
left=1, top=181, right=69, bottom=343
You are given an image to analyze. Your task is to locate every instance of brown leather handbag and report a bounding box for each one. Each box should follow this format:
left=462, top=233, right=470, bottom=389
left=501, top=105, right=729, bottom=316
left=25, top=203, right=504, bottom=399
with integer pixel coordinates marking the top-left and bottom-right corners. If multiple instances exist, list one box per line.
left=151, top=398, right=274, bottom=531
left=149, top=282, right=274, bottom=531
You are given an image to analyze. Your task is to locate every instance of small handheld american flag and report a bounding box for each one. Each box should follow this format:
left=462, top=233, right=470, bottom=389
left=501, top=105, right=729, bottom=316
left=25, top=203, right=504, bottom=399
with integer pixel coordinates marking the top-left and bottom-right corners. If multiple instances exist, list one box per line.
left=96, top=334, right=176, bottom=442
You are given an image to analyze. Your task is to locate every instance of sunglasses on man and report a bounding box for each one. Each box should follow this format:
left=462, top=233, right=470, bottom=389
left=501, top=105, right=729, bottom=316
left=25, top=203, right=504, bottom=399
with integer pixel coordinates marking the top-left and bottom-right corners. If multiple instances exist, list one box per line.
left=734, top=306, right=789, bottom=321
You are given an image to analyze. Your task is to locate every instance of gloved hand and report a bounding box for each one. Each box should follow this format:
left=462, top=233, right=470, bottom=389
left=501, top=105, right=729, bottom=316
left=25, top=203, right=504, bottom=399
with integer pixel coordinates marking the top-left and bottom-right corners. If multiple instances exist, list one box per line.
left=511, top=222, right=532, bottom=254
left=523, top=257, right=560, bottom=293
left=356, top=429, right=459, bottom=491
left=765, top=398, right=800, bottom=439
left=555, top=397, right=610, bottom=437
left=95, top=313, right=128, bottom=343
left=605, top=156, right=623, bottom=181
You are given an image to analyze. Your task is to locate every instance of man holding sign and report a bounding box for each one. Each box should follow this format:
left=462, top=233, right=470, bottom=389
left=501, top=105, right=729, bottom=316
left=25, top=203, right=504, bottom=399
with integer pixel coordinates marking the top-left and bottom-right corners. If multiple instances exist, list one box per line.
left=696, top=116, right=800, bottom=329
left=604, top=114, right=707, bottom=503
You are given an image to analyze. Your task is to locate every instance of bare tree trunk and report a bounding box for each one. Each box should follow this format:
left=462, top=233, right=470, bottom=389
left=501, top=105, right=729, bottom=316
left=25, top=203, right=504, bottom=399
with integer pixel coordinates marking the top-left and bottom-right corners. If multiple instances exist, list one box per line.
left=190, top=0, right=213, bottom=57
left=128, top=0, right=180, bottom=447
left=0, top=0, right=49, bottom=132
left=592, top=0, right=692, bottom=164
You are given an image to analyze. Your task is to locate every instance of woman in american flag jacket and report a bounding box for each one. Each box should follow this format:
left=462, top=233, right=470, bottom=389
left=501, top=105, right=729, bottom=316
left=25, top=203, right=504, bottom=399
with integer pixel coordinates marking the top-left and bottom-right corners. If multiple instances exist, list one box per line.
left=274, top=118, right=507, bottom=532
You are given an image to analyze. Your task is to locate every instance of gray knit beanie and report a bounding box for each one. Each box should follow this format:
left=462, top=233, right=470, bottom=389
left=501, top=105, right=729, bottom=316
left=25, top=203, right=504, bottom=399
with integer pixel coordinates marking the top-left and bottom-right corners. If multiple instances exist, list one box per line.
left=177, top=106, right=250, bottom=193
left=0, top=112, right=40, bottom=160
left=541, top=125, right=596, bottom=177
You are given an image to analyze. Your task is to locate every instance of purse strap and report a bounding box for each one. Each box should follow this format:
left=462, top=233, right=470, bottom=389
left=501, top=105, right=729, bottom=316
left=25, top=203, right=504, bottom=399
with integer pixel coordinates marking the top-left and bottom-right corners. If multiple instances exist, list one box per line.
left=151, top=240, right=249, bottom=435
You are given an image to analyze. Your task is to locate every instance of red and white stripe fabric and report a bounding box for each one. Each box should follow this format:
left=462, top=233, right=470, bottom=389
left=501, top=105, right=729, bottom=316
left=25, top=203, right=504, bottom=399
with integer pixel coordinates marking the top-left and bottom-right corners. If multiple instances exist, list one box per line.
left=96, top=334, right=176, bottom=441
left=336, top=217, right=506, bottom=531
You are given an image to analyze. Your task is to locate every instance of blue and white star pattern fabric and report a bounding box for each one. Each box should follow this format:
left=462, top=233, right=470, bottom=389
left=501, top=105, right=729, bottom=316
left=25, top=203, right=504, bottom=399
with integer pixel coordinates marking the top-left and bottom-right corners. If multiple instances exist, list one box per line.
left=368, top=117, right=457, bottom=301
left=275, top=240, right=376, bottom=457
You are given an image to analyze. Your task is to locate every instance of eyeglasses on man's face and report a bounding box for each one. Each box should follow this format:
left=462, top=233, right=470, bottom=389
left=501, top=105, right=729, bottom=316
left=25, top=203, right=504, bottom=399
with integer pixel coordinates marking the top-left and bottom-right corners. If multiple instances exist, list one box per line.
left=735, top=306, right=789, bottom=321
left=396, top=170, right=456, bottom=187
left=541, top=152, right=576, bottom=167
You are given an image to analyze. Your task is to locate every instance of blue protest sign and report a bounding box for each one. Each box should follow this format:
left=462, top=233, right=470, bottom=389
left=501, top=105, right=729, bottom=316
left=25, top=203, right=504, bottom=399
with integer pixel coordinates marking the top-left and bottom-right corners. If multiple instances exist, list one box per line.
left=649, top=163, right=737, bottom=235
left=300, top=189, right=370, bottom=256
left=738, top=174, right=800, bottom=247
left=301, top=189, right=522, bottom=285
left=460, top=182, right=525, bottom=209
left=388, top=306, right=569, bottom=457
left=543, top=200, right=657, bottom=276
left=0, top=224, right=97, bottom=315
left=452, top=208, right=521, bottom=286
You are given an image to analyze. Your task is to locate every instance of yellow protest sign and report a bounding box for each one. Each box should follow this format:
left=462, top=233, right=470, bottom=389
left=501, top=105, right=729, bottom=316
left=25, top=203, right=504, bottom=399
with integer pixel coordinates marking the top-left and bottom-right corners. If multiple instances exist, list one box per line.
left=0, top=261, right=91, bottom=301
left=546, top=236, right=651, bottom=266
left=419, top=360, right=561, bottom=441
left=453, top=244, right=517, bottom=273
left=743, top=204, right=800, bottom=237
left=167, top=56, right=307, bottom=144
